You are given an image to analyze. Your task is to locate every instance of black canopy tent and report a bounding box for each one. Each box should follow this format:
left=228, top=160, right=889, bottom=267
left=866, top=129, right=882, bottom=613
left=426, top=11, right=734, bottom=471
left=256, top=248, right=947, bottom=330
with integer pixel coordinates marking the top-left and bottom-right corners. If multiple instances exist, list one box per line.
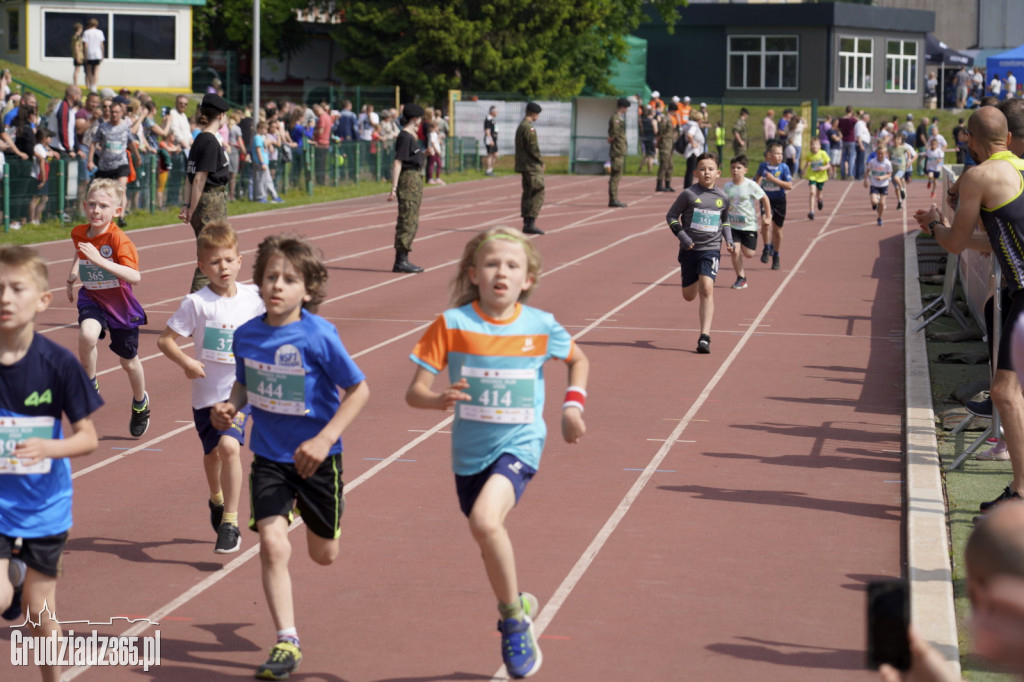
left=924, top=33, right=974, bottom=108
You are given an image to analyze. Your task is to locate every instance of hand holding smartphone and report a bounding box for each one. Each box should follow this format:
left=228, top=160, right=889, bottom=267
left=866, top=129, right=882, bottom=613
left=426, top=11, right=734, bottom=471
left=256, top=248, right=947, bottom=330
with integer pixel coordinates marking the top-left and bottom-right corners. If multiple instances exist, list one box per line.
left=867, top=579, right=911, bottom=671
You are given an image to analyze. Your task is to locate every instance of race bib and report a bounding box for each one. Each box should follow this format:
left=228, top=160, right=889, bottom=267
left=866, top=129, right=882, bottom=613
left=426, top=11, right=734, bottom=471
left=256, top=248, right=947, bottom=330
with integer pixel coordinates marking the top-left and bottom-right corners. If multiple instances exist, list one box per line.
left=458, top=367, right=535, bottom=424
left=691, top=207, right=722, bottom=233
left=244, top=359, right=306, bottom=415
left=202, top=322, right=236, bottom=364
left=727, top=212, right=748, bottom=227
left=0, top=416, right=54, bottom=475
left=79, top=262, right=120, bottom=290
left=810, top=160, right=826, bottom=171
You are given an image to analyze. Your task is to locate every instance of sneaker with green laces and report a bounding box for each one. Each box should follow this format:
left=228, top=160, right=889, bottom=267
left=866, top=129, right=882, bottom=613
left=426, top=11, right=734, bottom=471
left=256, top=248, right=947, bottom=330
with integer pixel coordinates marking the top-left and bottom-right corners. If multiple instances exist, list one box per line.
left=498, top=592, right=542, bottom=678
left=255, top=641, right=302, bottom=680
left=129, top=393, right=150, bottom=438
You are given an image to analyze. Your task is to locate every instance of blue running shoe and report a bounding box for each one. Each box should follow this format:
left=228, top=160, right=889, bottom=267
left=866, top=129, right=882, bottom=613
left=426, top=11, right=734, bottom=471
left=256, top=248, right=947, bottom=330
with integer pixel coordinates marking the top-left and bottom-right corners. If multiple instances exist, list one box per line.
left=498, top=612, right=542, bottom=678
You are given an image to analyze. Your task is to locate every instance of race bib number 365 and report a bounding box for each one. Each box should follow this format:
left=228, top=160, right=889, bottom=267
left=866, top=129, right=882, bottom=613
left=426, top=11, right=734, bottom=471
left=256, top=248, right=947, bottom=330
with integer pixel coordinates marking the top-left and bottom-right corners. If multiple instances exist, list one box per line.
left=0, top=416, right=54, bottom=475
left=244, top=359, right=306, bottom=415
left=459, top=367, right=535, bottom=424
left=79, top=262, right=120, bottom=290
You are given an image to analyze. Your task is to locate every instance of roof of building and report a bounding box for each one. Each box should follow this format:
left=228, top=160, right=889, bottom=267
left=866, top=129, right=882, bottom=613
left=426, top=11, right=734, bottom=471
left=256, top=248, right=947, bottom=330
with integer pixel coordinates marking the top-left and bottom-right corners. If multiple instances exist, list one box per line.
left=645, top=3, right=934, bottom=33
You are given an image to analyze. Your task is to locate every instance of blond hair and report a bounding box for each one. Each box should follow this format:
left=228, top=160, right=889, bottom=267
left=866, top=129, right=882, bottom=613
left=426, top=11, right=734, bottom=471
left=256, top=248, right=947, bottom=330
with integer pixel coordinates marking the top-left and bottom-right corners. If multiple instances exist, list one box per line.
left=87, top=178, right=126, bottom=209
left=0, top=244, right=49, bottom=291
left=252, top=235, right=327, bottom=313
left=196, top=221, right=238, bottom=258
left=450, top=226, right=542, bottom=308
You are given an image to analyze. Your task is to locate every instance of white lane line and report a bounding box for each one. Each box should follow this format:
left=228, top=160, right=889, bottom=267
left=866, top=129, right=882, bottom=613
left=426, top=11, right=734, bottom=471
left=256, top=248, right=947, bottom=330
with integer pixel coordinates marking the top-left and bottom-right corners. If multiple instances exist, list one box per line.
left=487, top=181, right=858, bottom=681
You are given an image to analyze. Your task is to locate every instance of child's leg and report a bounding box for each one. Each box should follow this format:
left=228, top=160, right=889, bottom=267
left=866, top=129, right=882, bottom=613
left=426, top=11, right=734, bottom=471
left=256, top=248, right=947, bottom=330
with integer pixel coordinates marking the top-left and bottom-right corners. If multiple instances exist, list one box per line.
left=878, top=193, right=886, bottom=217
left=305, top=527, right=340, bottom=566
left=870, top=190, right=879, bottom=209
left=468, top=475, right=520, bottom=606
left=681, top=281, right=700, bottom=303
left=697, top=275, right=715, bottom=336
left=23, top=570, right=61, bottom=682
left=732, top=247, right=744, bottom=279
left=257, top=515, right=295, bottom=631
left=203, top=446, right=223, bottom=500
left=216, top=436, right=244, bottom=518
left=36, top=196, right=47, bottom=222
left=78, top=319, right=102, bottom=380
left=0, top=557, right=12, bottom=611
left=772, top=223, right=783, bottom=254
left=119, top=354, right=146, bottom=402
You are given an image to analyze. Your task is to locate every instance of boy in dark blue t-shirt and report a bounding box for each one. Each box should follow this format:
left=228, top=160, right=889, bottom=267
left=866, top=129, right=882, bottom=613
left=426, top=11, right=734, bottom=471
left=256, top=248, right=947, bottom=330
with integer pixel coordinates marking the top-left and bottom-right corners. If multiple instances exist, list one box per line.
left=753, top=140, right=794, bottom=271
left=0, top=245, right=103, bottom=681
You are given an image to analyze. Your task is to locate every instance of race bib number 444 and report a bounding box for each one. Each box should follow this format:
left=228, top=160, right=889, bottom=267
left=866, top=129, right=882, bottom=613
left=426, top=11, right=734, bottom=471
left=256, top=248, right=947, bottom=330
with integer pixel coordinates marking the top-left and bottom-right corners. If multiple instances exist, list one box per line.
left=244, top=359, right=306, bottom=415
left=0, top=416, right=54, bottom=474
left=459, top=367, right=536, bottom=424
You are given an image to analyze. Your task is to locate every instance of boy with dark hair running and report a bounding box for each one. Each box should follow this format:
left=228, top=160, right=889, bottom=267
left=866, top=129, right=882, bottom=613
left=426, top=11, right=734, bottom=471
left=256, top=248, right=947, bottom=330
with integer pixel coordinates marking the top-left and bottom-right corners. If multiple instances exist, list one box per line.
left=754, top=141, right=793, bottom=271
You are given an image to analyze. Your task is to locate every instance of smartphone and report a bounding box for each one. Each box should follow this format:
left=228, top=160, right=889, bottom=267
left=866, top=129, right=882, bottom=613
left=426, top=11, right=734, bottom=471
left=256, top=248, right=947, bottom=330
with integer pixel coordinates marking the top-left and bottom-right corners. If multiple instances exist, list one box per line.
left=866, top=579, right=911, bottom=670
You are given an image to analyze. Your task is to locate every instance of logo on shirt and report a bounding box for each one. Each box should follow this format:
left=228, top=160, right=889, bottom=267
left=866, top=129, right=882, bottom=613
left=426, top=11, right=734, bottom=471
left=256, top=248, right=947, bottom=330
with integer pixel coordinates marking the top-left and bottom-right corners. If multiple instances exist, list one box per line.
left=24, top=390, right=52, bottom=407
left=507, top=460, right=523, bottom=475
left=695, top=198, right=702, bottom=205
left=274, top=344, right=302, bottom=368
left=99, top=245, right=113, bottom=259
left=715, top=199, right=723, bottom=207
left=522, top=337, right=535, bottom=353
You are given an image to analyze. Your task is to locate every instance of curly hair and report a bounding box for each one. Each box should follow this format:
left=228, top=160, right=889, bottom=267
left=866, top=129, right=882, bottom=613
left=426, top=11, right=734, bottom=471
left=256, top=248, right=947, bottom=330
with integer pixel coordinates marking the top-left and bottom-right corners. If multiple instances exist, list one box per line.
left=252, top=234, right=328, bottom=313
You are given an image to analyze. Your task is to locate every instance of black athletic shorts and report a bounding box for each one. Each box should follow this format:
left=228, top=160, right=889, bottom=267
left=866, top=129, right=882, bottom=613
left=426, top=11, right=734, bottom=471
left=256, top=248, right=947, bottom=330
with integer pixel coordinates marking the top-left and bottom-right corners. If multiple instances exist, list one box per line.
left=986, top=289, right=1024, bottom=372
left=0, top=532, right=68, bottom=578
left=77, top=303, right=140, bottom=360
left=250, top=454, right=345, bottom=539
left=767, top=192, right=787, bottom=227
left=732, top=229, right=758, bottom=251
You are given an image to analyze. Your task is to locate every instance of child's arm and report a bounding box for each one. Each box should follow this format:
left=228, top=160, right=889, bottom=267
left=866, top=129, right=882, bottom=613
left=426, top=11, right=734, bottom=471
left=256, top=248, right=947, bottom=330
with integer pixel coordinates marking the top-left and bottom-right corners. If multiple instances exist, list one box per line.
left=211, top=380, right=248, bottom=430
left=66, top=249, right=80, bottom=301
left=15, top=416, right=98, bottom=464
left=294, top=380, right=370, bottom=479
left=75, top=241, right=141, bottom=285
left=562, top=348, right=589, bottom=444
left=760, top=195, right=772, bottom=229
left=157, top=327, right=206, bottom=379
left=406, top=366, right=471, bottom=410
left=765, top=172, right=793, bottom=190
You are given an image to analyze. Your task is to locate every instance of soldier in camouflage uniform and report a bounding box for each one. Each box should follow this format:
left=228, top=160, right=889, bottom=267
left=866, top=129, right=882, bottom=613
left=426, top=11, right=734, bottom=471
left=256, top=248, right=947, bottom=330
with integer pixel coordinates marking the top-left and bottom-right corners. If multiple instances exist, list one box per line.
left=656, top=102, right=679, bottom=193
left=387, top=103, right=426, bottom=273
left=607, top=97, right=629, bottom=207
left=515, top=101, right=545, bottom=235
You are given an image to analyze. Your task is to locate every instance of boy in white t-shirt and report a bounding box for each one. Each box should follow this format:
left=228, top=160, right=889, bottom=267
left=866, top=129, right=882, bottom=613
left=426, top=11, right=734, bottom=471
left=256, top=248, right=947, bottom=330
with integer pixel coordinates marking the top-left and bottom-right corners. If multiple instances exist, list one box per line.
left=924, top=137, right=945, bottom=199
left=81, top=18, right=104, bottom=93
left=864, top=144, right=893, bottom=227
left=723, top=154, right=771, bottom=289
left=158, top=222, right=265, bottom=553
left=888, top=131, right=917, bottom=209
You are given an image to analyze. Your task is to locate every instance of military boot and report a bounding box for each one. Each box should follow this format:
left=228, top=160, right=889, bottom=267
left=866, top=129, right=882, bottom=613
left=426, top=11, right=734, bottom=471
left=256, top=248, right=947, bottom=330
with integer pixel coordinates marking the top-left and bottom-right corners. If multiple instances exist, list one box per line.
left=522, top=218, right=545, bottom=235
left=393, top=249, right=424, bottom=273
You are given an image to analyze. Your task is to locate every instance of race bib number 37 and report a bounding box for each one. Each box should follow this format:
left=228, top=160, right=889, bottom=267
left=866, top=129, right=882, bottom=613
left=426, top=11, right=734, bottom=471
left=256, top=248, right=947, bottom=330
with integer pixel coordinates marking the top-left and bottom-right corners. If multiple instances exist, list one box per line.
left=459, top=367, right=535, bottom=424
left=0, top=416, right=54, bottom=475
left=202, top=322, right=236, bottom=364
left=244, top=359, right=306, bottom=415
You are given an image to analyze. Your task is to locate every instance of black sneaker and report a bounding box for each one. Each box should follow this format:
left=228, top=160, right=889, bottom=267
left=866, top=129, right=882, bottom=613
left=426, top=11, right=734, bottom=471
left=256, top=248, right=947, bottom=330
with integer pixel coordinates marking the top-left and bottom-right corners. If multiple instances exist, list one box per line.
left=807, top=211, right=814, bottom=220
left=965, top=397, right=993, bottom=418
left=129, top=394, right=150, bottom=438
left=214, top=523, right=241, bottom=554
left=209, top=500, right=225, bottom=532
left=697, top=334, right=711, bottom=354
left=772, top=253, right=780, bottom=270
left=256, top=641, right=302, bottom=680
left=760, top=246, right=771, bottom=264
left=979, top=486, right=1021, bottom=512
left=817, top=199, right=824, bottom=211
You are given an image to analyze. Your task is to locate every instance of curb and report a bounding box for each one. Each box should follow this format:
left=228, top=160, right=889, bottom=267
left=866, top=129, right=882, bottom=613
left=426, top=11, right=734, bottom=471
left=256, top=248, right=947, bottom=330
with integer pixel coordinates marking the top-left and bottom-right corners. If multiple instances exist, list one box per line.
left=904, top=230, right=961, bottom=671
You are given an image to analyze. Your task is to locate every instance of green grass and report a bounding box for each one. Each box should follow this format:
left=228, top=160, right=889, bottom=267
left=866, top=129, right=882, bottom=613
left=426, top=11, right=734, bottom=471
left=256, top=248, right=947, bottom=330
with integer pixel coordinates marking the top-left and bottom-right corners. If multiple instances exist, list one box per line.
left=918, top=265, right=1016, bottom=681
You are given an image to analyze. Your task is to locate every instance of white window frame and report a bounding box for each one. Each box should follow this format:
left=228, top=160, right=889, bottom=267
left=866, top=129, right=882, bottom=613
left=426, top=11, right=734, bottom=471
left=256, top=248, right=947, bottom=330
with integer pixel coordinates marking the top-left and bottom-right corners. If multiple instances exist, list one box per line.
left=41, top=10, right=178, bottom=62
left=727, top=35, right=799, bottom=91
left=885, top=39, right=918, bottom=93
left=838, top=36, right=874, bottom=92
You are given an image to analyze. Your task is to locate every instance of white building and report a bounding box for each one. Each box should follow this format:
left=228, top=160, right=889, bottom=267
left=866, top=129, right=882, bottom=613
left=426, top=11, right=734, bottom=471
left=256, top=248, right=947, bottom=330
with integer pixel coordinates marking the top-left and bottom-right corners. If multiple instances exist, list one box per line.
left=0, top=0, right=203, bottom=91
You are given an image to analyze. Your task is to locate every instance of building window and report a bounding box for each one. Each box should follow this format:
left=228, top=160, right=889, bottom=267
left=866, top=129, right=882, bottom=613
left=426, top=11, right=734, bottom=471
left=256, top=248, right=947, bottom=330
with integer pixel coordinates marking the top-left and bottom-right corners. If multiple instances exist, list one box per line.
left=8, top=10, right=19, bottom=52
left=728, top=35, right=798, bottom=90
left=42, top=11, right=174, bottom=61
left=838, top=37, right=873, bottom=92
left=886, top=40, right=918, bottom=93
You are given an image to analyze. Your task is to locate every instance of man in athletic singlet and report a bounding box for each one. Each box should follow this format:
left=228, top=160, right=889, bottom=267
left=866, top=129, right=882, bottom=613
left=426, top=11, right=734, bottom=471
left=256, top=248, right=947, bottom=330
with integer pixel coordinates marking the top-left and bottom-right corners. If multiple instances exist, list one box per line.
left=915, top=106, right=1024, bottom=514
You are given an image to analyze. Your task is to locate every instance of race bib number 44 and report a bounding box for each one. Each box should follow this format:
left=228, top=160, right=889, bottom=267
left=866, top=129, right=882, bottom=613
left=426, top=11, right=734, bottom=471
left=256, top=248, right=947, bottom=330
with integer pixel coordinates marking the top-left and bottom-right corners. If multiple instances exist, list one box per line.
left=0, top=416, right=54, bottom=475
left=79, top=262, right=120, bottom=290
left=244, top=359, right=306, bottom=415
left=459, top=367, right=536, bottom=424
left=202, top=322, right=236, bottom=364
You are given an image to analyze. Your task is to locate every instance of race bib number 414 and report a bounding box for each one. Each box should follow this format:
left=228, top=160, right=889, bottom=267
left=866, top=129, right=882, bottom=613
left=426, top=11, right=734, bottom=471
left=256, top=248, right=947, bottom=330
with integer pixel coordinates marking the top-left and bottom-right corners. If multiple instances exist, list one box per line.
left=459, top=367, right=535, bottom=424
left=0, top=416, right=54, bottom=474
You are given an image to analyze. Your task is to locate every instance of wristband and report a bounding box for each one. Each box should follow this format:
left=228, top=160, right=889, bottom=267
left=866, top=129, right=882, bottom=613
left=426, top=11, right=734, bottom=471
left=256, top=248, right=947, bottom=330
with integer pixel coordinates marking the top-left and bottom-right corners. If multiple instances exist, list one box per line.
left=927, top=219, right=944, bottom=234
left=563, top=386, right=587, bottom=413
left=947, top=190, right=957, bottom=196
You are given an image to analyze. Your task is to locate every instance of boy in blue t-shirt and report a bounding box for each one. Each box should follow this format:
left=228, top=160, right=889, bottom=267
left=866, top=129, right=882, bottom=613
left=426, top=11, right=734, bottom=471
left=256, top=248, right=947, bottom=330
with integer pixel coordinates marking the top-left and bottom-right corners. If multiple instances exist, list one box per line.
left=753, top=140, right=793, bottom=271
left=212, top=234, right=369, bottom=681
left=0, top=245, right=103, bottom=681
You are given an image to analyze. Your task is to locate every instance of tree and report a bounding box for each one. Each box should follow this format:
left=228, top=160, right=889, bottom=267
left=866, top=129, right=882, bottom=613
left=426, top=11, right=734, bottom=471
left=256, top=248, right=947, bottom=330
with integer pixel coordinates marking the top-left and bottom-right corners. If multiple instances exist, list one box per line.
left=330, top=0, right=684, bottom=103
left=194, top=0, right=310, bottom=60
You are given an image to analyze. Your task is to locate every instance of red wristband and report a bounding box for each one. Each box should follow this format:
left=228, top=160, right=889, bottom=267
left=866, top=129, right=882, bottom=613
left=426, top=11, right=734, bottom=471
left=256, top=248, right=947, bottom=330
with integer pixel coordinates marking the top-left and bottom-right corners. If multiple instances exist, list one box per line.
left=563, top=386, right=586, bottom=412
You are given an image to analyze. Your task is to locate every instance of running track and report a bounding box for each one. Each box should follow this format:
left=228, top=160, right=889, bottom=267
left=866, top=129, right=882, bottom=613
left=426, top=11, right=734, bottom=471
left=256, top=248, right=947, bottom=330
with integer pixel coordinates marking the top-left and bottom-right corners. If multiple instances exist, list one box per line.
left=1, top=172, right=909, bottom=680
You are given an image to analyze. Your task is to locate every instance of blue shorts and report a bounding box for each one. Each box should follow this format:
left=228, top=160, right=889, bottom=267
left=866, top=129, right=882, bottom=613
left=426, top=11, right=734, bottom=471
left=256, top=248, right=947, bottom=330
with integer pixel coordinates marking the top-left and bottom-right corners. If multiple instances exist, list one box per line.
left=870, top=185, right=889, bottom=196
left=193, top=405, right=250, bottom=455
left=679, top=249, right=721, bottom=288
left=77, top=303, right=140, bottom=360
left=455, top=453, right=536, bottom=517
